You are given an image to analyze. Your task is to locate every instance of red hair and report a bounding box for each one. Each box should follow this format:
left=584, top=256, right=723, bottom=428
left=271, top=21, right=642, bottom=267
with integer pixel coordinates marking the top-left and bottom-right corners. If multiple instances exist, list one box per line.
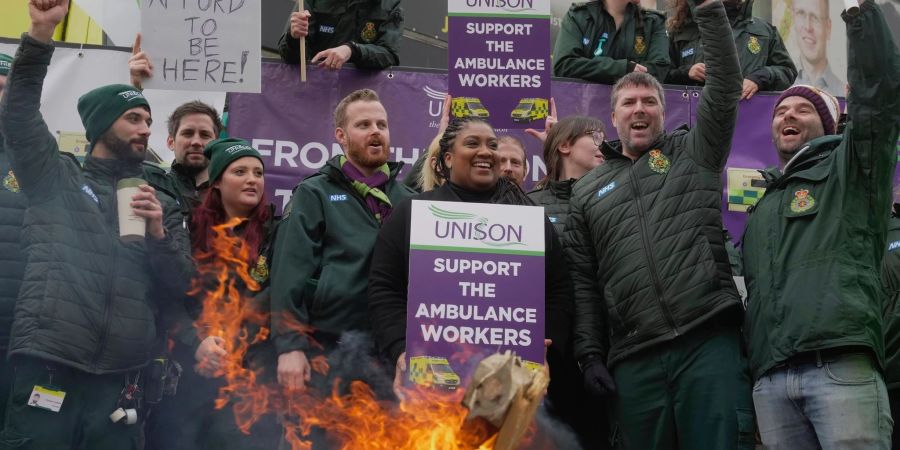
left=190, top=188, right=271, bottom=263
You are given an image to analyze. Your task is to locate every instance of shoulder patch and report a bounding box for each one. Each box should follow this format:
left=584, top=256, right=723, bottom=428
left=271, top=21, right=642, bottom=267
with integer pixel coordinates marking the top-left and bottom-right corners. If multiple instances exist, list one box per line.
left=3, top=170, right=20, bottom=193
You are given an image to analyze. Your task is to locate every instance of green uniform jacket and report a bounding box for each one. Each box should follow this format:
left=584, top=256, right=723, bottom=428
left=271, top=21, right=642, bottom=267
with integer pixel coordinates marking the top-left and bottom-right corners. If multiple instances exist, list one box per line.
left=882, top=216, right=900, bottom=389
left=667, top=0, right=796, bottom=90
left=278, top=0, right=402, bottom=69
left=553, top=1, right=669, bottom=84
left=0, top=34, right=194, bottom=374
left=270, top=157, right=415, bottom=355
left=565, top=1, right=743, bottom=368
left=0, top=139, right=27, bottom=355
left=527, top=178, right=576, bottom=236
left=742, top=0, right=900, bottom=381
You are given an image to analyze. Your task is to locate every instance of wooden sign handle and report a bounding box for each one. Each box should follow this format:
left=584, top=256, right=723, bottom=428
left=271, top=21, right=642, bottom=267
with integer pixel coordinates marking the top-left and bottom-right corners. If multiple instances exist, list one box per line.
left=299, top=0, right=307, bottom=82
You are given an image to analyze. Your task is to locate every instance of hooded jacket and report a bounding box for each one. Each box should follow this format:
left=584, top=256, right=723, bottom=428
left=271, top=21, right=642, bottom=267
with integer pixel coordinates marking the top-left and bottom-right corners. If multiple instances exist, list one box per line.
left=0, top=35, right=193, bottom=374
left=270, top=156, right=415, bottom=355
left=742, top=0, right=900, bottom=380
left=565, top=1, right=743, bottom=368
left=667, top=0, right=796, bottom=90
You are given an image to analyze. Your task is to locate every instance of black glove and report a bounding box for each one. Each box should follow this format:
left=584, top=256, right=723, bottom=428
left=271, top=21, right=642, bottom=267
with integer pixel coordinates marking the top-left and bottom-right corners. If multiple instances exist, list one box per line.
left=581, top=355, right=617, bottom=398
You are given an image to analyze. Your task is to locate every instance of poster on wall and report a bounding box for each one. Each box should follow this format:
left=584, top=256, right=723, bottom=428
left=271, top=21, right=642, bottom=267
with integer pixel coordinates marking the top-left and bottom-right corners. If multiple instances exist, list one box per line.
left=772, top=0, right=848, bottom=98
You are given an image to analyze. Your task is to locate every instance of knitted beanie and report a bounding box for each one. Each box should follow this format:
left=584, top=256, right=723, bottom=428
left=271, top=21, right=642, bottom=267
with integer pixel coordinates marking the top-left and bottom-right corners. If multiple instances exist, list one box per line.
left=774, top=84, right=840, bottom=135
left=77, top=84, right=151, bottom=143
left=204, top=137, right=264, bottom=182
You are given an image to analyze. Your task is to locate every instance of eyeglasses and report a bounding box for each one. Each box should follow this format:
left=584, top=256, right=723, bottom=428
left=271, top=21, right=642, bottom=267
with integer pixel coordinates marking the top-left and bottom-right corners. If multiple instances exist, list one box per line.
left=590, top=130, right=605, bottom=147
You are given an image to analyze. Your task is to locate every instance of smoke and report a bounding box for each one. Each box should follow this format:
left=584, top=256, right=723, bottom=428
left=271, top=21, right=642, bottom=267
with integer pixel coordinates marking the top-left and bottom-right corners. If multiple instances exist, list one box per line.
left=311, top=330, right=395, bottom=401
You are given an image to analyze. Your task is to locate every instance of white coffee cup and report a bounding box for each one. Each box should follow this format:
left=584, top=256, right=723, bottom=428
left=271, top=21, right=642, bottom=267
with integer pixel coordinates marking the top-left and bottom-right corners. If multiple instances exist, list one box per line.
left=117, top=178, right=147, bottom=242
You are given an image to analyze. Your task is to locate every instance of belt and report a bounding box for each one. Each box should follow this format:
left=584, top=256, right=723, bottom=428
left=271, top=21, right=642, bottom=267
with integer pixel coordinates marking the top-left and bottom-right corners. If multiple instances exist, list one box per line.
left=779, top=346, right=872, bottom=368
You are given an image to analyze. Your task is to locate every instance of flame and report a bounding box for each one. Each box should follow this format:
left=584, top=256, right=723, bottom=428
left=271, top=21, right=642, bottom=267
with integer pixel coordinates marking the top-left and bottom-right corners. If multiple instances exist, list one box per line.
left=192, top=219, right=500, bottom=449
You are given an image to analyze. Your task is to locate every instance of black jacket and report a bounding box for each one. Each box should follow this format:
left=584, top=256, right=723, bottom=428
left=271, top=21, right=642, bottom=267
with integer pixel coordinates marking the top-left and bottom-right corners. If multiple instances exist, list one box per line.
left=368, top=180, right=574, bottom=371
left=565, top=1, right=743, bottom=368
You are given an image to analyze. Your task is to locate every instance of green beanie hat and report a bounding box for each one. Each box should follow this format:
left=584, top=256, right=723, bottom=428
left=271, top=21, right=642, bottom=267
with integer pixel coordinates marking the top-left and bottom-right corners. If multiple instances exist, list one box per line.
left=0, top=53, right=12, bottom=77
left=76, top=84, right=150, bottom=143
left=204, top=137, right=264, bottom=182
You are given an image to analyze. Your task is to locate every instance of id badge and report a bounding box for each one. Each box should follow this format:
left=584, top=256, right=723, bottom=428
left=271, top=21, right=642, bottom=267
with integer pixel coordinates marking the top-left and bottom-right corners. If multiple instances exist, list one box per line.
left=28, top=385, right=65, bottom=412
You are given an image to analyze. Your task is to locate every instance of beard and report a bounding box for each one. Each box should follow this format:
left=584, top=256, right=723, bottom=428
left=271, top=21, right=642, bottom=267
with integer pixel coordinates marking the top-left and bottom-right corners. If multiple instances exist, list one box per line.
left=346, top=136, right=389, bottom=170
left=98, top=130, right=147, bottom=164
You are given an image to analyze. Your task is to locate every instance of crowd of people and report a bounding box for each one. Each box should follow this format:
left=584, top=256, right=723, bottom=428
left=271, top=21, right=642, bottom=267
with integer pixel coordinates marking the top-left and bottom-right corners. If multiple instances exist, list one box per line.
left=0, top=0, right=898, bottom=449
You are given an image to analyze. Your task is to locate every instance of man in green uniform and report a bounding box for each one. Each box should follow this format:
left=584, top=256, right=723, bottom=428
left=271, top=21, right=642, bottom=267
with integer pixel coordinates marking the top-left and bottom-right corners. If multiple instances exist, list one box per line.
left=271, top=89, right=414, bottom=393
left=0, top=1, right=193, bottom=448
left=553, top=0, right=670, bottom=84
left=742, top=1, right=900, bottom=447
left=882, top=203, right=900, bottom=449
left=565, top=1, right=754, bottom=448
left=667, top=0, right=796, bottom=99
left=0, top=51, right=25, bottom=432
left=278, top=0, right=403, bottom=70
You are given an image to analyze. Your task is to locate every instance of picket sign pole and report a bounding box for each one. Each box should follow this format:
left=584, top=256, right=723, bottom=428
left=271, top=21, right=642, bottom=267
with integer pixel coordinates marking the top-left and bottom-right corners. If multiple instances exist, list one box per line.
left=300, top=0, right=307, bottom=82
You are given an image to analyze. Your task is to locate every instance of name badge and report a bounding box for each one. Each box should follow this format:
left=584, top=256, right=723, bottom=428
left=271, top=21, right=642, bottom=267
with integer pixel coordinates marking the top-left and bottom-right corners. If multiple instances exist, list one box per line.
left=28, top=385, right=66, bottom=412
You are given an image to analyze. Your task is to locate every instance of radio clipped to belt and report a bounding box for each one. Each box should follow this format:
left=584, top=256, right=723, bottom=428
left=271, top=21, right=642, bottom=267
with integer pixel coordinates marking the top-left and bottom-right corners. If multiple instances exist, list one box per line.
left=143, top=357, right=183, bottom=405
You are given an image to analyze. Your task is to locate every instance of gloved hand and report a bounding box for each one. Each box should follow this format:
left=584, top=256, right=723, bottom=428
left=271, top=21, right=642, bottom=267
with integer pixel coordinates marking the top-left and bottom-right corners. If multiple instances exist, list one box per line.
left=581, top=355, right=617, bottom=398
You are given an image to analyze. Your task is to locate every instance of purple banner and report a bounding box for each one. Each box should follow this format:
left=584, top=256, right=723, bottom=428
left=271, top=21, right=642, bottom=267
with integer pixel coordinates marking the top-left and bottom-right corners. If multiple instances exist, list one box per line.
left=448, top=14, right=551, bottom=130
left=228, top=62, right=897, bottom=239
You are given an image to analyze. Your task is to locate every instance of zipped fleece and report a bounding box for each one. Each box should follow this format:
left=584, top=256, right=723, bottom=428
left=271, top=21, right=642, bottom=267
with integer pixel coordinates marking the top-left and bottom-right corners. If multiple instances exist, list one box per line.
left=0, top=34, right=193, bottom=374
left=270, top=156, right=415, bottom=354
left=742, top=0, right=900, bottom=381
left=565, top=0, right=743, bottom=368
left=528, top=178, right=576, bottom=235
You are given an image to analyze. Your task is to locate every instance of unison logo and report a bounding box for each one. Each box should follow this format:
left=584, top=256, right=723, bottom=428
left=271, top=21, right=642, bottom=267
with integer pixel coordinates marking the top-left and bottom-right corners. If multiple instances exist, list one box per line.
left=429, top=204, right=525, bottom=247
left=465, top=0, right=535, bottom=12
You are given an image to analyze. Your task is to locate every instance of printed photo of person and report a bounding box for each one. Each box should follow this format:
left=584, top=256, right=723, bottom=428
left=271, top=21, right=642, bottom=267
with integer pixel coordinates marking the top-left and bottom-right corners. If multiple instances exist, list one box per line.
left=774, top=0, right=847, bottom=97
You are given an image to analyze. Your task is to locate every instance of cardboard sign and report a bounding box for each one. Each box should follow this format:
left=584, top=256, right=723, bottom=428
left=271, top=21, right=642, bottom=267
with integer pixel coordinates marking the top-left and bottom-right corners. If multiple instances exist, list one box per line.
left=405, top=200, right=545, bottom=390
left=448, top=0, right=551, bottom=129
left=140, top=0, right=261, bottom=93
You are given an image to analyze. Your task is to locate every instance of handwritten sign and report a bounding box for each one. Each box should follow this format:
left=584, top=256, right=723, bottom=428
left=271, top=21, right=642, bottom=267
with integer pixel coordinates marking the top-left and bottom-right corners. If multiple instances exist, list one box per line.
left=405, top=200, right=545, bottom=390
left=448, top=0, right=551, bottom=129
left=140, top=0, right=261, bottom=93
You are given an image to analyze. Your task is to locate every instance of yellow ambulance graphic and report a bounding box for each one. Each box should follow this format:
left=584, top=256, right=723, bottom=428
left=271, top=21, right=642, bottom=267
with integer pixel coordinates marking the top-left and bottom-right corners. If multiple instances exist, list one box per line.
left=451, top=97, right=490, bottom=118
left=510, top=98, right=549, bottom=123
left=408, top=356, right=461, bottom=390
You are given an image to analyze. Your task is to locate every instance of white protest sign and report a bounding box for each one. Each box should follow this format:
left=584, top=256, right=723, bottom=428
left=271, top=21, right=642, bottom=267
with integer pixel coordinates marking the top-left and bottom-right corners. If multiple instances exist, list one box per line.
left=140, top=0, right=261, bottom=93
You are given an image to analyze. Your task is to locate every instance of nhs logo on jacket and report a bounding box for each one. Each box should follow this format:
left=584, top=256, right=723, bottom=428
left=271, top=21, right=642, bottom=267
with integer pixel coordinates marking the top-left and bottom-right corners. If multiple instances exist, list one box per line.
left=330, top=194, right=348, bottom=202
left=597, top=181, right=616, bottom=199
left=889, top=240, right=900, bottom=252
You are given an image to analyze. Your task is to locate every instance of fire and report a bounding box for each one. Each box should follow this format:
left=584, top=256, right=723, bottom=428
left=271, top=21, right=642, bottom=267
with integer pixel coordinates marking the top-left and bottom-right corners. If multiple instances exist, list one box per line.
left=191, top=219, right=500, bottom=449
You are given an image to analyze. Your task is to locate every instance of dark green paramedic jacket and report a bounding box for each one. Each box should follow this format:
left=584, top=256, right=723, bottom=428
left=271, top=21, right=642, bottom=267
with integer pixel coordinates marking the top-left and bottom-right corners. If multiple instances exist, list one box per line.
left=0, top=138, right=27, bottom=355
left=553, top=1, right=669, bottom=84
left=564, top=1, right=743, bottom=368
left=882, top=216, right=900, bottom=389
left=667, top=0, right=796, bottom=91
left=278, top=0, right=402, bottom=69
left=0, top=35, right=194, bottom=374
left=741, top=0, right=900, bottom=381
left=270, top=157, right=415, bottom=355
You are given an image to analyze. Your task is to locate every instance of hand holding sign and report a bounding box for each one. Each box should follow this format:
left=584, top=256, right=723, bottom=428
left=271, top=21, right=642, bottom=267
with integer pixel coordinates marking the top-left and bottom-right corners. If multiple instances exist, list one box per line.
left=129, top=34, right=153, bottom=90
left=290, top=9, right=311, bottom=39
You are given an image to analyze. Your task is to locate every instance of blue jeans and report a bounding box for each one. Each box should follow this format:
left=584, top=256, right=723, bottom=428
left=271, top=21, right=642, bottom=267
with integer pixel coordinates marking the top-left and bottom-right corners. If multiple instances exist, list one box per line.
left=753, top=351, right=893, bottom=449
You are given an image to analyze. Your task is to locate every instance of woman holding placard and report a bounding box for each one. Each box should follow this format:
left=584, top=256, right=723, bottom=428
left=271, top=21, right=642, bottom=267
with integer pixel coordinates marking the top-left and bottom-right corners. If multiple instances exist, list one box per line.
left=367, top=117, right=574, bottom=439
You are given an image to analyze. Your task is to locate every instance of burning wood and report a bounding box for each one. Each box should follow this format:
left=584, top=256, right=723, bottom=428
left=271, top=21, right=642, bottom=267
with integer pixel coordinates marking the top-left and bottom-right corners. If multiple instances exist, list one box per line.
left=193, top=220, right=548, bottom=449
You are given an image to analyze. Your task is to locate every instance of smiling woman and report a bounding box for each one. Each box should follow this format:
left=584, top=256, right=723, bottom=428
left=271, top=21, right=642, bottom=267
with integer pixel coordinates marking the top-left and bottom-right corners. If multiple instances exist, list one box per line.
left=368, top=118, right=577, bottom=444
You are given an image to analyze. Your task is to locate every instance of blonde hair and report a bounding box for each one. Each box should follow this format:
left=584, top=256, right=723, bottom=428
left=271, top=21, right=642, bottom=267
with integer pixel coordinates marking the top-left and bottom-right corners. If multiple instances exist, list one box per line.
left=418, top=132, right=444, bottom=192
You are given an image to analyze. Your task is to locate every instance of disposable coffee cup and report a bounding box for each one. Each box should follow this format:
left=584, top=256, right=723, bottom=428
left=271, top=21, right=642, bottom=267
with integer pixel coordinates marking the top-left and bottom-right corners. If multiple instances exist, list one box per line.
left=843, top=0, right=859, bottom=15
left=117, top=178, right=146, bottom=242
